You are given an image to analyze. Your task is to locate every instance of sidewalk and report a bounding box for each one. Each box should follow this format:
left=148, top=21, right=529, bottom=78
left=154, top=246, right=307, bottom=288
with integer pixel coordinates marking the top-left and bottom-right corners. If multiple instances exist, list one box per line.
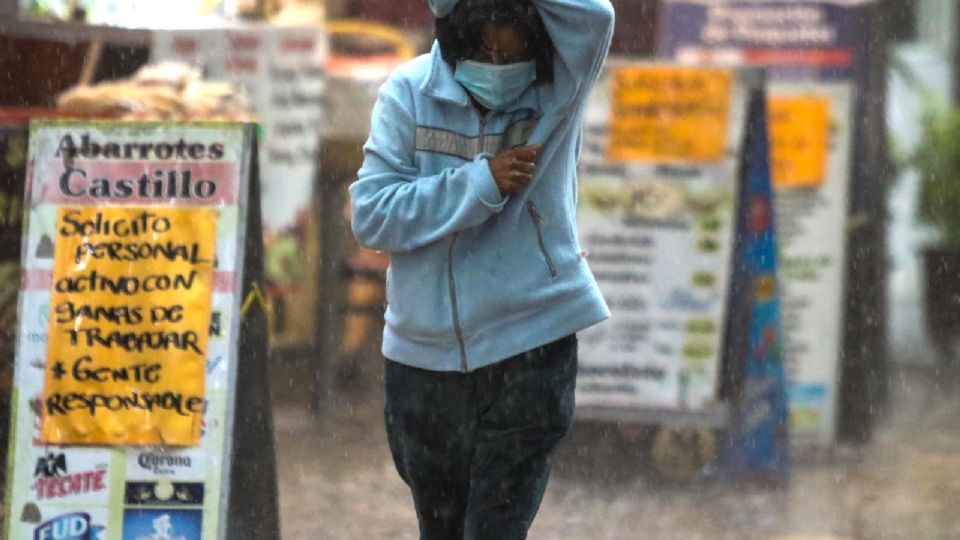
left=275, top=363, right=960, bottom=540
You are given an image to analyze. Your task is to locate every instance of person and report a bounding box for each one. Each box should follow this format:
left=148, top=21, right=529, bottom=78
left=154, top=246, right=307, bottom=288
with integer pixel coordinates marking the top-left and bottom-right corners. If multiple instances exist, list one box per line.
left=349, top=0, right=614, bottom=538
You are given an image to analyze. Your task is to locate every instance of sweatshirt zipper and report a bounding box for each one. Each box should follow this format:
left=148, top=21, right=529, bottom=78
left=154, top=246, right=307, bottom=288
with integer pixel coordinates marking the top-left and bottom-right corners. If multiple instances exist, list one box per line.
left=448, top=233, right=468, bottom=372
left=527, top=201, right=558, bottom=278
left=449, top=114, right=488, bottom=372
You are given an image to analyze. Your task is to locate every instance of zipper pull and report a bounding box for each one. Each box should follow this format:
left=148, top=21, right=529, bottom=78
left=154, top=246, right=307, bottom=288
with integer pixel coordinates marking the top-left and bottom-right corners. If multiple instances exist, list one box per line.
left=527, top=201, right=544, bottom=223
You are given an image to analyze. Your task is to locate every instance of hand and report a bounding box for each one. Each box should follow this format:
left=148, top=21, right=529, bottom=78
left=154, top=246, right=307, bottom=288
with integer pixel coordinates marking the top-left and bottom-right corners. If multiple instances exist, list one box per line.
left=488, top=144, right=542, bottom=196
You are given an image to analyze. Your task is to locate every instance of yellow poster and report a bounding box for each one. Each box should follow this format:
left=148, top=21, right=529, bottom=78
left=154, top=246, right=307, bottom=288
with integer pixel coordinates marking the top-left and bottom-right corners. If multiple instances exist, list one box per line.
left=43, top=206, right=217, bottom=446
left=768, top=96, right=830, bottom=188
left=608, top=66, right=733, bottom=163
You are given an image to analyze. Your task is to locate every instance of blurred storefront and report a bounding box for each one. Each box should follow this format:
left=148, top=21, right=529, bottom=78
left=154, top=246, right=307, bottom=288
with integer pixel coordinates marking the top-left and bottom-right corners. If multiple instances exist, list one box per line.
left=0, top=1, right=339, bottom=390
left=0, top=0, right=667, bottom=394
left=0, top=2, right=328, bottom=535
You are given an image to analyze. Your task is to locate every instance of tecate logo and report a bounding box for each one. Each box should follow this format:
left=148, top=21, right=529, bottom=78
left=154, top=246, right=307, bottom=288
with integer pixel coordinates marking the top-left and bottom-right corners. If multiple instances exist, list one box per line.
left=138, top=453, right=192, bottom=475
left=35, top=469, right=107, bottom=500
left=33, top=452, right=108, bottom=500
left=34, top=512, right=101, bottom=540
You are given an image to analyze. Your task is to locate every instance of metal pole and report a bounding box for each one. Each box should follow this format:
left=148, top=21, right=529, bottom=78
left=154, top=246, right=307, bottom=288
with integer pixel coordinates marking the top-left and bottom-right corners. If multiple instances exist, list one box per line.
left=837, top=0, right=891, bottom=444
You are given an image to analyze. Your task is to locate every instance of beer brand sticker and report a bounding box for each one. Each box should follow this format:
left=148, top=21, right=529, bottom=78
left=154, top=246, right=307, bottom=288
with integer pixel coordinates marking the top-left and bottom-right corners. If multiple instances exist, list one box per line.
left=125, top=481, right=205, bottom=507
left=768, top=95, right=830, bottom=188
left=122, top=509, right=202, bottom=540
left=32, top=451, right=109, bottom=503
left=608, top=66, right=733, bottom=163
left=130, top=450, right=203, bottom=478
left=42, top=206, right=217, bottom=446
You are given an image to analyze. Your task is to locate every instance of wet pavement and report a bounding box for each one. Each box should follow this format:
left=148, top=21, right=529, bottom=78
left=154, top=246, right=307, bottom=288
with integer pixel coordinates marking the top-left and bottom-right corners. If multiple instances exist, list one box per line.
left=275, top=362, right=960, bottom=540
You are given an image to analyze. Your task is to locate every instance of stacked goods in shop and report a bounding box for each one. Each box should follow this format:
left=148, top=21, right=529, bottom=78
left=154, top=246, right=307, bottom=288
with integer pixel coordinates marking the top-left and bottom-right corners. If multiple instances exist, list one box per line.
left=0, top=117, right=31, bottom=512
left=56, top=62, right=254, bottom=121
left=0, top=126, right=24, bottom=393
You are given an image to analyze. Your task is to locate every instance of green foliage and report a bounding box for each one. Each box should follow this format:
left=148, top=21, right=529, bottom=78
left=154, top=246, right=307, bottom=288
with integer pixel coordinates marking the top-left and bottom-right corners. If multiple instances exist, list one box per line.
left=913, top=105, right=960, bottom=248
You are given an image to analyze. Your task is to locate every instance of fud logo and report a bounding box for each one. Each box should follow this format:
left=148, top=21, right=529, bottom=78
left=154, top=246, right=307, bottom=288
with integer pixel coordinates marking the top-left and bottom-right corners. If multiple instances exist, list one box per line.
left=34, top=512, right=104, bottom=540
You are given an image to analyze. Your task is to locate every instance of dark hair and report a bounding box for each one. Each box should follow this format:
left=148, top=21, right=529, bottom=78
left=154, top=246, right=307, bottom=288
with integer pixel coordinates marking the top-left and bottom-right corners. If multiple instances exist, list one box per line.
left=435, top=0, right=554, bottom=84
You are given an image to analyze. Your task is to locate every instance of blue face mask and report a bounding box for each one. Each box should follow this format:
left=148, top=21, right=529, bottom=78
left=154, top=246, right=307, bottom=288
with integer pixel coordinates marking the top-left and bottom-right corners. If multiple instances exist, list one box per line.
left=454, top=60, right=537, bottom=111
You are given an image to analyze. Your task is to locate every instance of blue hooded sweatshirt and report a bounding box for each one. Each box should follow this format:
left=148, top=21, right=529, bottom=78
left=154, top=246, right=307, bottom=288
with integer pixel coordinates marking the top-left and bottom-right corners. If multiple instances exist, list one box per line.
left=349, top=0, right=615, bottom=372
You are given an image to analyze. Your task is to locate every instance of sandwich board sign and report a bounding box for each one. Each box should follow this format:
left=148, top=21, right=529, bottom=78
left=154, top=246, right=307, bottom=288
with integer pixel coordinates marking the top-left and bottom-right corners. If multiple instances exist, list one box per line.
left=576, top=63, right=790, bottom=480
left=658, top=0, right=872, bottom=448
left=3, top=120, right=269, bottom=539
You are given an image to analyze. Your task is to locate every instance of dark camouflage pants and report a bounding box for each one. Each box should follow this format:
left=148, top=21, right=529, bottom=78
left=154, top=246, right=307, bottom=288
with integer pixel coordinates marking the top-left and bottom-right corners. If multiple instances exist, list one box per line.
left=385, top=334, right=577, bottom=540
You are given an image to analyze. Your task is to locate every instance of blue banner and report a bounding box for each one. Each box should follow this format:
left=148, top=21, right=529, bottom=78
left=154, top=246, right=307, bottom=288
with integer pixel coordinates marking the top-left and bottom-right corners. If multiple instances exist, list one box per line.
left=720, top=91, right=791, bottom=482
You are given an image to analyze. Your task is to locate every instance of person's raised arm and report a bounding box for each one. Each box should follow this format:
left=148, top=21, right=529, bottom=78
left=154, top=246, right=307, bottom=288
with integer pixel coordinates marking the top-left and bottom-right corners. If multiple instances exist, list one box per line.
left=350, top=77, right=511, bottom=253
left=532, top=0, right=614, bottom=110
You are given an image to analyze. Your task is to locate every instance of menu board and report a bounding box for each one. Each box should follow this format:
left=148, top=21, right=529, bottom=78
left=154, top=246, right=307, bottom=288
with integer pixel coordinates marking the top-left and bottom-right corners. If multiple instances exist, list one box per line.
left=4, top=120, right=254, bottom=540
left=153, top=25, right=328, bottom=348
left=770, top=82, right=853, bottom=442
left=576, top=64, right=748, bottom=410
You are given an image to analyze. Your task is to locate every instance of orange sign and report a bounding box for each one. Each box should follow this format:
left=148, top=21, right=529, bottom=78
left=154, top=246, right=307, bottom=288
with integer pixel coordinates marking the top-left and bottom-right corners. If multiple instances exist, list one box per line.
left=768, top=96, right=830, bottom=188
left=608, top=66, right=733, bottom=163
left=43, top=206, right=217, bottom=446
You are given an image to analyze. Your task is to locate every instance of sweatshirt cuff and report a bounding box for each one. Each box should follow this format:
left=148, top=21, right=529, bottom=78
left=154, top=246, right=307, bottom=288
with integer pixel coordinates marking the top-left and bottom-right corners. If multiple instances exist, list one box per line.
left=468, top=156, right=508, bottom=212
left=428, top=0, right=458, bottom=17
